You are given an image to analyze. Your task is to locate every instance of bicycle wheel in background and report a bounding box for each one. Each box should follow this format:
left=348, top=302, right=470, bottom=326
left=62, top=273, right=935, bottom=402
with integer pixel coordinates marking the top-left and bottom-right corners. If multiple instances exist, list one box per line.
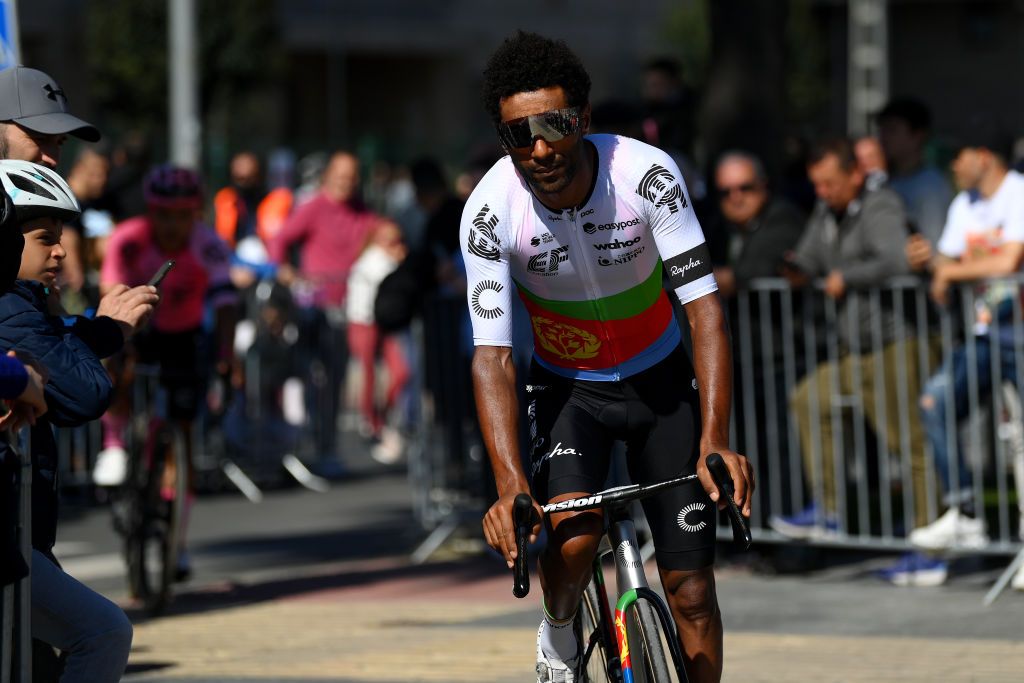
left=124, top=431, right=169, bottom=614
left=580, top=582, right=620, bottom=683
left=626, top=600, right=673, bottom=683
left=160, top=423, right=189, bottom=595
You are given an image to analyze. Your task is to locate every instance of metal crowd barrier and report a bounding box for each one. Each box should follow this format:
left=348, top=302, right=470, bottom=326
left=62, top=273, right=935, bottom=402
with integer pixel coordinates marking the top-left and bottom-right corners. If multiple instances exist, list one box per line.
left=732, top=275, right=1024, bottom=590
left=1, top=431, right=31, bottom=683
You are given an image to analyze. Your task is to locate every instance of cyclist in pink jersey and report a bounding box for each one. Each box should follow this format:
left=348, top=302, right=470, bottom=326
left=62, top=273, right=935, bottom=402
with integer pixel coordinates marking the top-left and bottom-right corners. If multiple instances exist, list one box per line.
left=95, top=165, right=238, bottom=581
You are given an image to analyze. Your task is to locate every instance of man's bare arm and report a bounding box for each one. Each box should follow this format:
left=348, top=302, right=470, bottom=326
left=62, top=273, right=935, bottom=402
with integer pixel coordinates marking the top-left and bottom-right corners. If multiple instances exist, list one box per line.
left=473, top=345, right=542, bottom=566
left=684, top=293, right=754, bottom=515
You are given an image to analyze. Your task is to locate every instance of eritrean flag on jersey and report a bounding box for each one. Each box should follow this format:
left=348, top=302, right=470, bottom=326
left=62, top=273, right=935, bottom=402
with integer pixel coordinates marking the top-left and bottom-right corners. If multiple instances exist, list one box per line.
left=514, top=261, right=674, bottom=373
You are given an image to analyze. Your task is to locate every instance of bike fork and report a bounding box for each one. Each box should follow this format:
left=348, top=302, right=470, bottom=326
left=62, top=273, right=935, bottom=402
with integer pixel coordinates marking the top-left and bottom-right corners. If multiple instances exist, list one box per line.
left=607, top=512, right=689, bottom=682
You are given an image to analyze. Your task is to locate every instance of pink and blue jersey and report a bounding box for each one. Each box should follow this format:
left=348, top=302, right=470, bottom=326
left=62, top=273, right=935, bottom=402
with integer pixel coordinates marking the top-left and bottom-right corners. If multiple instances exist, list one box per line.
left=459, top=135, right=716, bottom=381
left=101, top=217, right=236, bottom=334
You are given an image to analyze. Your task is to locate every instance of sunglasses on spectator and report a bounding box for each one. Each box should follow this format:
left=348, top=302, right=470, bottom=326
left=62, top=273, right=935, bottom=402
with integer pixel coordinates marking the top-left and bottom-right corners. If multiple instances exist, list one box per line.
left=496, top=107, right=583, bottom=150
left=716, top=182, right=761, bottom=199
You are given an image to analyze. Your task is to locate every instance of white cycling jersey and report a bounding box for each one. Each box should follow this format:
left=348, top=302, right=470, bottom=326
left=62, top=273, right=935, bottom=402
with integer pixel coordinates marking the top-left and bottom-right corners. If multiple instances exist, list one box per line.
left=460, top=134, right=716, bottom=381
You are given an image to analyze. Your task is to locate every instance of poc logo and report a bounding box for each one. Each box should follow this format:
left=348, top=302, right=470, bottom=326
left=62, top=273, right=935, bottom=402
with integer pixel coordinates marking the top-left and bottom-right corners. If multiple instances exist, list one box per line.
left=582, top=217, right=640, bottom=235
left=593, top=236, right=641, bottom=251
left=579, top=208, right=595, bottom=217
left=530, top=232, right=555, bottom=247
left=528, top=245, right=569, bottom=275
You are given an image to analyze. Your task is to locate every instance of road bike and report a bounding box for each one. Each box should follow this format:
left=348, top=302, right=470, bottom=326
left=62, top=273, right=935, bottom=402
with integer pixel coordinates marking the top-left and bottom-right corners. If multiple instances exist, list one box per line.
left=112, top=363, right=189, bottom=615
left=512, top=453, right=751, bottom=683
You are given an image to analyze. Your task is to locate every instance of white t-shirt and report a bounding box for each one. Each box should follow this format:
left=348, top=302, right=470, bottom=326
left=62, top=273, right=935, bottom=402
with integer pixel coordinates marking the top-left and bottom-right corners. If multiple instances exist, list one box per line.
left=345, top=245, right=400, bottom=326
left=937, top=169, right=1024, bottom=330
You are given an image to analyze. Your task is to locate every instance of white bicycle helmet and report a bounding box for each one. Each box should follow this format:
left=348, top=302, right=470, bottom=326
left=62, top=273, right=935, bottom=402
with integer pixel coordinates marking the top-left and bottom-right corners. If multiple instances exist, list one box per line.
left=0, top=159, right=81, bottom=223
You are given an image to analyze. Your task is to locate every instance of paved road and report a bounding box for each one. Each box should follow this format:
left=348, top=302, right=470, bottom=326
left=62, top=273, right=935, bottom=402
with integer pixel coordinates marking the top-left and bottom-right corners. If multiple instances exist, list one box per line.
left=50, top=454, right=1024, bottom=682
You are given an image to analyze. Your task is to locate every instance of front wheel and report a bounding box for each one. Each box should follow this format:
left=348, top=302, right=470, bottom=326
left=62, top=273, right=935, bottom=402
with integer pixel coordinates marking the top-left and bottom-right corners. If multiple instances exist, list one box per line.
left=626, top=600, right=673, bottom=683
left=580, top=582, right=620, bottom=682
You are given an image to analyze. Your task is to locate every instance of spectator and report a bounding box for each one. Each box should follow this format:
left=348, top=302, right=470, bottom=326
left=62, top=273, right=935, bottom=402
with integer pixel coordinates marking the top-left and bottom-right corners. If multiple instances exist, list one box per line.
left=876, top=98, right=952, bottom=242
left=855, top=135, right=888, bottom=191
left=214, top=150, right=293, bottom=250
left=269, top=151, right=377, bottom=467
left=0, top=66, right=100, bottom=169
left=708, top=151, right=807, bottom=519
left=64, top=148, right=116, bottom=310
left=898, top=129, right=1024, bottom=588
left=0, top=160, right=156, bottom=683
left=105, top=130, right=152, bottom=222
left=346, top=219, right=411, bottom=463
left=771, top=138, right=931, bottom=541
left=641, top=57, right=697, bottom=158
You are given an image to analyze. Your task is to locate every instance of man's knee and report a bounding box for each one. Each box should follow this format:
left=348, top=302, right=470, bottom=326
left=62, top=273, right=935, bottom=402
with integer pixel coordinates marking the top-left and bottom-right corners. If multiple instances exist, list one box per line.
left=80, top=602, right=133, bottom=660
left=662, top=567, right=718, bottom=624
left=547, top=511, right=603, bottom=562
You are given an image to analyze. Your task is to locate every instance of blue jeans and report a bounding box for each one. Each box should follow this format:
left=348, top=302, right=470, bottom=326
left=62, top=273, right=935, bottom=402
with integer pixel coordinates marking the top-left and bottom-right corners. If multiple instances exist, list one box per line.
left=31, top=551, right=133, bottom=683
left=920, top=335, right=1019, bottom=506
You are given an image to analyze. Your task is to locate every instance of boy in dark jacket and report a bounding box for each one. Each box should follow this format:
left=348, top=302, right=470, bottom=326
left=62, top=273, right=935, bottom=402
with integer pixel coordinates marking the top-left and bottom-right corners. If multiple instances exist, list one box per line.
left=0, top=160, right=157, bottom=683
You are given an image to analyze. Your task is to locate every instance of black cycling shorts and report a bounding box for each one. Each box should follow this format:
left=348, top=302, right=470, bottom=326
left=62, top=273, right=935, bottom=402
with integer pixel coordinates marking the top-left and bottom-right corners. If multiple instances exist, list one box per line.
left=526, top=345, right=715, bottom=571
left=134, top=328, right=204, bottom=421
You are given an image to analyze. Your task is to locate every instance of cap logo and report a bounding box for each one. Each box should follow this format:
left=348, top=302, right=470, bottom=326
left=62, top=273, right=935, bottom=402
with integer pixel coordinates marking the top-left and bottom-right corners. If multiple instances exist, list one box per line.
left=43, top=84, right=66, bottom=103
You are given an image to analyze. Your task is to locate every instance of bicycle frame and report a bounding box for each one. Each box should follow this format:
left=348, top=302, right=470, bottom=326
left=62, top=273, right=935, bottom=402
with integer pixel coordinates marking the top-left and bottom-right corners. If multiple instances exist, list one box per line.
left=599, top=505, right=689, bottom=683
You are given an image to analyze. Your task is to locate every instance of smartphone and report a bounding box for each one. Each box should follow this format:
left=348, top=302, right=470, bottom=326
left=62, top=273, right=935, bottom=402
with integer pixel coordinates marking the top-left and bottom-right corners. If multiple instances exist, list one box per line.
left=147, top=260, right=175, bottom=287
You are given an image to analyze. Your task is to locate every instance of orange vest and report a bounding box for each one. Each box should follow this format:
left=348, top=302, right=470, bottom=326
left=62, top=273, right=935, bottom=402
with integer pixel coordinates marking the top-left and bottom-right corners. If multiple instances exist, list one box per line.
left=214, top=186, right=294, bottom=247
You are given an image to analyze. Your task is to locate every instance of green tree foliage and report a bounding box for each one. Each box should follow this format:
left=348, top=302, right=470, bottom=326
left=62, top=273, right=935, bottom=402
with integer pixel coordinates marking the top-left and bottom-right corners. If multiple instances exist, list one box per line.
left=86, top=0, right=283, bottom=148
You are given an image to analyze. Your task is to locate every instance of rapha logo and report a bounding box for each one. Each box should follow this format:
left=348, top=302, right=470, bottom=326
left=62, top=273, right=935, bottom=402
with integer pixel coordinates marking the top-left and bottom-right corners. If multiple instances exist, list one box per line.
left=531, top=441, right=582, bottom=476
left=593, top=236, right=641, bottom=251
left=530, top=232, right=555, bottom=247
left=471, top=280, right=504, bottom=320
left=636, top=163, right=687, bottom=214
left=677, top=503, right=707, bottom=532
left=670, top=258, right=702, bottom=278
left=528, top=245, right=569, bottom=275
left=467, top=204, right=500, bottom=261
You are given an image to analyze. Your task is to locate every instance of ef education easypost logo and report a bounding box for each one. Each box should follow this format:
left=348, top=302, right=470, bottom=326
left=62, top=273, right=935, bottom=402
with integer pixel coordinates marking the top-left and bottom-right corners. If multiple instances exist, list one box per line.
left=636, top=164, right=687, bottom=214
left=466, top=204, right=500, bottom=261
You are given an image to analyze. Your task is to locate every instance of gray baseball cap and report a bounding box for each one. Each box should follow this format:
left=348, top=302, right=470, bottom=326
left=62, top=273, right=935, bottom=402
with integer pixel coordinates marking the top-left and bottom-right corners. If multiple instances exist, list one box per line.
left=0, top=67, right=100, bottom=142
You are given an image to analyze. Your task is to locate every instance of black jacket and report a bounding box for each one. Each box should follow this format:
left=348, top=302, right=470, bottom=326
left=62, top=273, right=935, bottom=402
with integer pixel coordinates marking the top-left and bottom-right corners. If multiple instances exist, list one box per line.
left=0, top=280, right=123, bottom=565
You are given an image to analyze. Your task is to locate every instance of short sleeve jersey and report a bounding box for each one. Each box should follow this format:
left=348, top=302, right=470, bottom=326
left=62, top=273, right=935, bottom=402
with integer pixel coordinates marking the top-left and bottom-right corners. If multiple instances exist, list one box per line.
left=937, top=169, right=1024, bottom=308
left=101, top=216, right=236, bottom=334
left=459, top=135, right=716, bottom=381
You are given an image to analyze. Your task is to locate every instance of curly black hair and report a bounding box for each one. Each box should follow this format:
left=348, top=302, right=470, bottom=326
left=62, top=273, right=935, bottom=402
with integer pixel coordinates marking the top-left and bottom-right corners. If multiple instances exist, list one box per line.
left=481, top=31, right=591, bottom=125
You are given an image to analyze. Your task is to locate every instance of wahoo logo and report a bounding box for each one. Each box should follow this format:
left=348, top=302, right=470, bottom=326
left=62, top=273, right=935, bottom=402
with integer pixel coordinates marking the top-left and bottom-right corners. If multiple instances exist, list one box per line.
left=593, top=236, right=641, bottom=251
left=527, top=245, right=569, bottom=275
left=542, top=494, right=604, bottom=513
left=471, top=280, right=504, bottom=320
left=677, top=503, right=708, bottom=532
left=637, top=163, right=687, bottom=213
left=467, top=204, right=501, bottom=261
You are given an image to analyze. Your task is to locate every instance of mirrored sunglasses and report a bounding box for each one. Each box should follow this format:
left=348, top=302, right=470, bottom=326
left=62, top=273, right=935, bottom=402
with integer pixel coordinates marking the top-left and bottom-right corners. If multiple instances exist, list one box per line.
left=496, top=107, right=582, bottom=150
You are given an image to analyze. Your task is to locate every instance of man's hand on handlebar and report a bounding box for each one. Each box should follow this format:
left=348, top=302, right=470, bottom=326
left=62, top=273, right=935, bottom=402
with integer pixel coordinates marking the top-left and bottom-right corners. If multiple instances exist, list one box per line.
left=697, top=447, right=754, bottom=517
left=483, top=488, right=543, bottom=569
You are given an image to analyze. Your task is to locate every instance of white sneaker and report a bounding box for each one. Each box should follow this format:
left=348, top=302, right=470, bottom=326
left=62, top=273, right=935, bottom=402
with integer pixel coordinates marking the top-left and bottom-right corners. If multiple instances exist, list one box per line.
left=1011, top=562, right=1024, bottom=592
left=93, top=446, right=129, bottom=487
left=371, top=427, right=405, bottom=465
left=536, top=620, right=579, bottom=683
left=909, top=508, right=989, bottom=550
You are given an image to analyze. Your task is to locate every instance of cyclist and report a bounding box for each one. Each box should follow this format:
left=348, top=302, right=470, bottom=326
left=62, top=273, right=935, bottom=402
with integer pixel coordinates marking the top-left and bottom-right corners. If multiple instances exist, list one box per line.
left=462, top=32, right=753, bottom=683
left=95, top=164, right=238, bottom=580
